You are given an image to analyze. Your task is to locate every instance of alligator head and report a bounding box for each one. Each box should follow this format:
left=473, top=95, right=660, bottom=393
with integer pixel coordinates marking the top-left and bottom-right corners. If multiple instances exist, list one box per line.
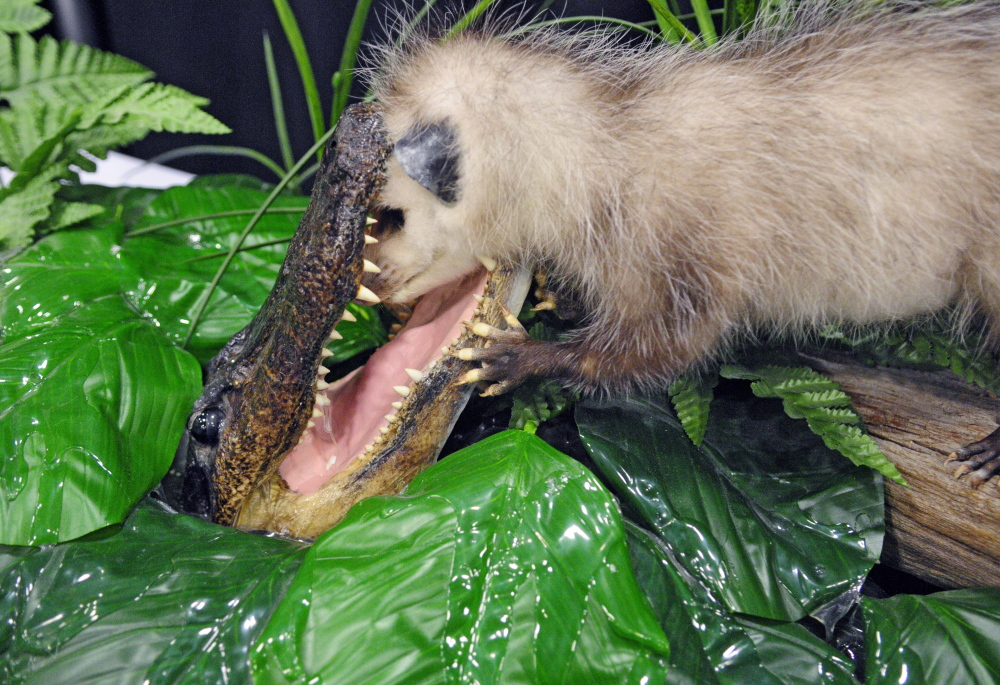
left=163, top=103, right=531, bottom=539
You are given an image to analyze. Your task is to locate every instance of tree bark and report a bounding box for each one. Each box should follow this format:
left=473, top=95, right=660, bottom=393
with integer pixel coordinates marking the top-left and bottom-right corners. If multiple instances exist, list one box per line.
left=803, top=354, right=1000, bottom=589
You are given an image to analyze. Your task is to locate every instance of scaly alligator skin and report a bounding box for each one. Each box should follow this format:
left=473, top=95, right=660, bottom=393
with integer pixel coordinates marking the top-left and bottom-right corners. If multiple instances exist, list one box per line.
left=165, top=103, right=530, bottom=539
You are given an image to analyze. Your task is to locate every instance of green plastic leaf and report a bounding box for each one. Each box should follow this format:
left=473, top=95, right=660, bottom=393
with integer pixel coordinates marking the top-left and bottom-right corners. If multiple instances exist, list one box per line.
left=668, top=371, right=718, bottom=445
left=509, top=378, right=576, bottom=432
left=0, top=161, right=62, bottom=249
left=0, top=1, right=50, bottom=34
left=252, top=430, right=670, bottom=685
left=41, top=199, right=105, bottom=233
left=722, top=364, right=905, bottom=485
left=627, top=524, right=857, bottom=685
left=0, top=33, right=149, bottom=107
left=0, top=499, right=306, bottom=684
left=120, top=184, right=384, bottom=363
left=577, top=393, right=884, bottom=621
left=80, top=82, right=230, bottom=135
left=862, top=589, right=1000, bottom=685
left=0, top=229, right=202, bottom=545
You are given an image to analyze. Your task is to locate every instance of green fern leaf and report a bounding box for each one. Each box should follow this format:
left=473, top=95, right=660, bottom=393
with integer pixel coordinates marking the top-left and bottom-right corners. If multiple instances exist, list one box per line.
left=509, top=379, right=577, bottom=432
left=722, top=363, right=906, bottom=484
left=0, top=0, right=50, bottom=33
left=668, top=372, right=718, bottom=445
left=84, top=82, right=230, bottom=135
left=0, top=33, right=150, bottom=108
left=0, top=162, right=64, bottom=249
left=41, top=200, right=105, bottom=233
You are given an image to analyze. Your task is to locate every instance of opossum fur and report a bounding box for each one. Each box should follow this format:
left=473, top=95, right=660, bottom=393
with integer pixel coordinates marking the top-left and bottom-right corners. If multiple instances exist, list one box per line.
left=361, top=1, right=1000, bottom=394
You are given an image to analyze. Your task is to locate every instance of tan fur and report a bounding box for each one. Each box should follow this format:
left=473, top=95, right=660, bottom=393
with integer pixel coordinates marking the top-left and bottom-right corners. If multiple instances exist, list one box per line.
left=364, top=1, right=1000, bottom=392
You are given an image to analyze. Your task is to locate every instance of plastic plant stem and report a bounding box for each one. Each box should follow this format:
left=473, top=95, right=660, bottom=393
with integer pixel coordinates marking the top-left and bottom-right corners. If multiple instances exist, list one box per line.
left=263, top=31, right=295, bottom=174
left=503, top=16, right=663, bottom=40
left=272, top=0, right=325, bottom=157
left=124, top=208, right=306, bottom=238
left=331, top=0, right=375, bottom=128
left=446, top=0, right=500, bottom=37
left=646, top=0, right=699, bottom=44
left=689, top=0, right=720, bottom=44
left=180, top=236, right=294, bottom=264
left=147, top=145, right=286, bottom=181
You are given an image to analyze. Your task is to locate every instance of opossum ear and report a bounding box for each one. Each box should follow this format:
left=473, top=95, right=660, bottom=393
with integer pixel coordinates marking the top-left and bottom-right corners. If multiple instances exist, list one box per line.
left=394, top=121, right=461, bottom=204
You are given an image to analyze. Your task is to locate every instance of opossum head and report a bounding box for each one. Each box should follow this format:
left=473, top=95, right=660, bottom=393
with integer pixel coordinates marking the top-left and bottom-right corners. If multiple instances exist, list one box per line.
left=361, top=34, right=616, bottom=304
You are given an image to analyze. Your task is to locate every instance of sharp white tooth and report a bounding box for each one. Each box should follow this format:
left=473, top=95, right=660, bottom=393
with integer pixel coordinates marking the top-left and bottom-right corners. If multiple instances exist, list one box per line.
left=404, top=368, right=424, bottom=383
left=312, top=407, right=323, bottom=418
left=393, top=385, right=411, bottom=397
left=356, top=285, right=381, bottom=303
left=473, top=294, right=485, bottom=304
left=328, top=329, right=343, bottom=341
left=366, top=216, right=377, bottom=226
left=317, top=365, right=330, bottom=375
left=363, top=259, right=381, bottom=274
left=387, top=334, right=396, bottom=341
left=373, top=435, right=383, bottom=445
left=316, top=380, right=330, bottom=390
left=365, top=443, right=374, bottom=453
left=390, top=323, right=403, bottom=332
left=307, top=420, right=316, bottom=429
left=365, top=234, right=378, bottom=245
left=379, top=426, right=389, bottom=435
left=326, top=455, right=338, bottom=469
left=442, top=346, right=451, bottom=355
left=452, top=337, right=460, bottom=345
left=341, top=309, right=357, bottom=323
left=315, top=394, right=330, bottom=407
left=391, top=401, right=403, bottom=409
left=385, top=414, right=396, bottom=422
left=477, top=255, right=497, bottom=271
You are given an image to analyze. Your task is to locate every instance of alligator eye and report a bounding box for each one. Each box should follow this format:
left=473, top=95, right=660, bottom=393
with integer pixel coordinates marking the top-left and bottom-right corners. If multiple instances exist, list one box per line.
left=190, top=407, right=225, bottom=446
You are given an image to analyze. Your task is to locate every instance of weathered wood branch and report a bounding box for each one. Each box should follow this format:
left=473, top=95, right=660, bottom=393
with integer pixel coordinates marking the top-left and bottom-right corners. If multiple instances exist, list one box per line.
left=804, top=354, right=1000, bottom=589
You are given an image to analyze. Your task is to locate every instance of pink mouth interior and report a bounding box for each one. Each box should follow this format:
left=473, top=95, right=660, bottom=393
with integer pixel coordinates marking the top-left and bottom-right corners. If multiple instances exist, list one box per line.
left=278, top=268, right=488, bottom=494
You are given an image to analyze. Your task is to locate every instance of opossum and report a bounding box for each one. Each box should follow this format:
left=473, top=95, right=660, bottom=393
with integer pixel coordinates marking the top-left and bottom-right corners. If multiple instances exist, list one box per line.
left=359, top=0, right=1000, bottom=398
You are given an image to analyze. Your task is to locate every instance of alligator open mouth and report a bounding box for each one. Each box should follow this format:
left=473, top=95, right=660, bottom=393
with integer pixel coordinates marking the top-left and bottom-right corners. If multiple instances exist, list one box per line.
left=164, top=103, right=530, bottom=539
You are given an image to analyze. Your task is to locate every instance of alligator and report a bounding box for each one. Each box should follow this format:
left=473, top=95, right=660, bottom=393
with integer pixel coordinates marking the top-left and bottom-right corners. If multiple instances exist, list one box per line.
left=163, top=103, right=530, bottom=539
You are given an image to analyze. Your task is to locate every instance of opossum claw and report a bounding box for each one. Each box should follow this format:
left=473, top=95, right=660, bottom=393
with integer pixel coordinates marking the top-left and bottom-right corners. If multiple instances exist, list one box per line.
left=947, top=424, right=1000, bottom=489
left=453, top=302, right=535, bottom=394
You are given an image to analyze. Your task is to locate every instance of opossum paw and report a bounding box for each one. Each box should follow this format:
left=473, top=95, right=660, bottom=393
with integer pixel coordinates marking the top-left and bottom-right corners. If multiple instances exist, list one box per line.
left=453, top=302, right=537, bottom=395
left=946, top=424, right=1000, bottom=489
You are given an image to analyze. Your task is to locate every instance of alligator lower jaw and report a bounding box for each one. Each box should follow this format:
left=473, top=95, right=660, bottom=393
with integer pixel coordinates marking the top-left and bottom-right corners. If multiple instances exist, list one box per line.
left=234, top=262, right=531, bottom=539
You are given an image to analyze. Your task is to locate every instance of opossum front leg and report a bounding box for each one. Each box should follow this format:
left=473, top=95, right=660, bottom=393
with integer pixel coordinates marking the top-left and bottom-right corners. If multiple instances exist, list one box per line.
left=947, top=424, right=1000, bottom=489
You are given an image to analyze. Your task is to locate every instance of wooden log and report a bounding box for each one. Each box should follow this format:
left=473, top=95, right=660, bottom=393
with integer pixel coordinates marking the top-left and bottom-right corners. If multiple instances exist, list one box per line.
left=804, top=354, right=1000, bottom=589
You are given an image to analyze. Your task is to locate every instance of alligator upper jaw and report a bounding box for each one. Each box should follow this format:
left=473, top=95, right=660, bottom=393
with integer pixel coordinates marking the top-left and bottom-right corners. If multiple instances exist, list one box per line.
left=168, top=102, right=531, bottom=539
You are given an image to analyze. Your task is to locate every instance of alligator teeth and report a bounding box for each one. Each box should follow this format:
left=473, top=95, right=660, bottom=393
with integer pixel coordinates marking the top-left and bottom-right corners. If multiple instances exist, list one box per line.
left=317, top=365, right=330, bottom=375
left=451, top=337, right=460, bottom=346
left=393, top=385, right=411, bottom=397
left=390, top=323, right=403, bottom=332
left=477, top=255, right=498, bottom=272
left=340, top=309, right=357, bottom=323
left=315, top=394, right=331, bottom=407
left=442, top=346, right=451, bottom=355
left=366, top=217, right=377, bottom=226
left=391, top=401, right=403, bottom=409
left=379, top=426, right=389, bottom=435
left=307, top=420, right=315, bottom=429
left=316, top=380, right=330, bottom=390
left=356, top=285, right=381, bottom=303
left=363, top=259, right=381, bottom=274
left=326, top=455, right=338, bottom=469
left=365, top=234, right=378, bottom=245
left=312, top=407, right=323, bottom=418
left=473, top=294, right=485, bottom=304
left=328, top=329, right=343, bottom=341
left=404, top=368, right=424, bottom=383
left=387, top=333, right=396, bottom=341
left=365, top=443, right=374, bottom=453
left=384, top=414, right=396, bottom=422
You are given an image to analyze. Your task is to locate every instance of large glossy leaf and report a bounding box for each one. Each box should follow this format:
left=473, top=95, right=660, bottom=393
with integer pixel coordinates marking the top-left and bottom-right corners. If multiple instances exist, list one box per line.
left=0, top=228, right=201, bottom=545
left=0, top=499, right=306, bottom=684
left=862, top=589, right=1000, bottom=685
left=252, top=430, right=670, bottom=685
left=577, top=393, right=883, bottom=621
left=627, top=524, right=857, bottom=685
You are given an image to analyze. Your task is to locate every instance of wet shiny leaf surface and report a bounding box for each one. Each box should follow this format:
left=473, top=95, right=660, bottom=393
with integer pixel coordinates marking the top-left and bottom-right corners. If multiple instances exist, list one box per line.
left=862, top=589, right=1000, bottom=685
left=0, top=499, right=306, bottom=684
left=251, top=430, right=670, bottom=685
left=577, top=393, right=884, bottom=621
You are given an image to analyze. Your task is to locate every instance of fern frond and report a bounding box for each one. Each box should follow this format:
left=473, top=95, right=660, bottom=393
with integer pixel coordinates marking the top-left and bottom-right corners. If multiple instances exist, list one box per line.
left=82, top=82, right=230, bottom=135
left=41, top=199, right=104, bottom=233
left=0, top=162, right=65, bottom=249
left=0, top=0, right=51, bottom=33
left=668, top=372, right=718, bottom=445
left=721, top=363, right=905, bottom=484
left=509, top=379, right=577, bottom=432
left=0, top=33, right=150, bottom=109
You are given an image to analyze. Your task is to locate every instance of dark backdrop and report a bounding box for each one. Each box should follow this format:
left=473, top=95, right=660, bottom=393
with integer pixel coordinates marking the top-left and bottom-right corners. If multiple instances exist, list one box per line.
left=40, top=0, right=657, bottom=178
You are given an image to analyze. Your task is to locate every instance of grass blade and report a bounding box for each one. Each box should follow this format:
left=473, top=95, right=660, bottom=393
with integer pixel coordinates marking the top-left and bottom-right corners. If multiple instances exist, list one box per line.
left=645, top=0, right=700, bottom=44
left=331, top=0, right=376, bottom=127
left=272, top=0, right=325, bottom=155
left=263, top=32, right=295, bottom=173
left=147, top=145, right=287, bottom=181
left=446, top=0, right=500, bottom=37
left=182, top=126, right=337, bottom=349
left=503, top=16, right=663, bottom=41
left=689, top=0, right=720, bottom=44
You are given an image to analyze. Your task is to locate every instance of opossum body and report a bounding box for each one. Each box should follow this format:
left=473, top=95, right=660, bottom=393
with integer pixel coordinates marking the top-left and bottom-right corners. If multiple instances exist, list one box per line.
left=361, top=1, right=1000, bottom=395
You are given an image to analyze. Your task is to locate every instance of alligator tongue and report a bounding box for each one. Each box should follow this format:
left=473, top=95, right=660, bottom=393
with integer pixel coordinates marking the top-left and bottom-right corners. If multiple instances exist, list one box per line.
left=279, top=268, right=488, bottom=493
